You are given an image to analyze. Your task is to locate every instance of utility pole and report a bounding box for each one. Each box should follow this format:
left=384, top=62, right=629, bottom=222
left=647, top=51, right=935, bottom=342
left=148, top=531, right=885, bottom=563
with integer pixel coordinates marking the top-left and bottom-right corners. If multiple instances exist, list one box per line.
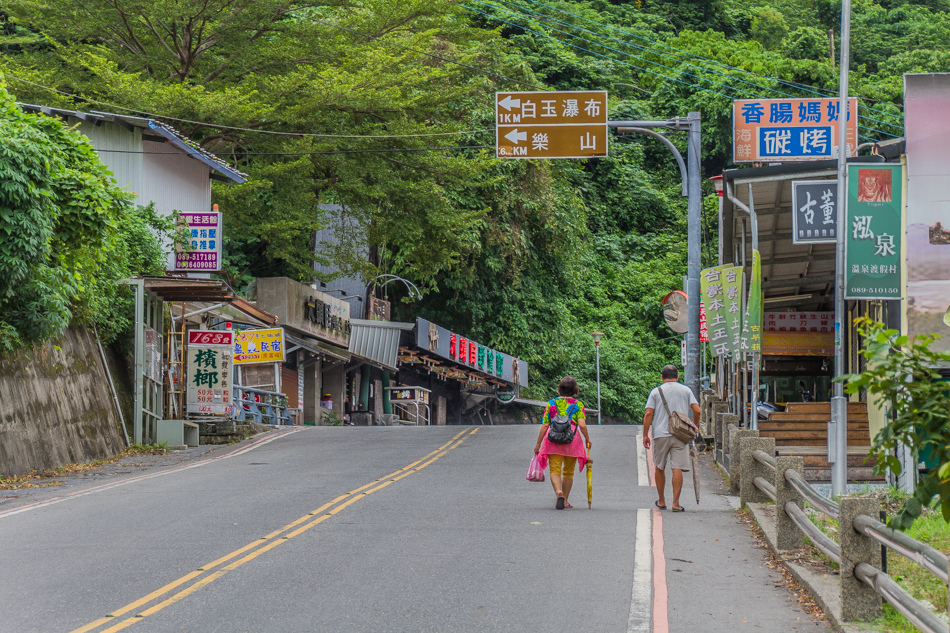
left=831, top=0, right=852, bottom=497
left=609, top=113, right=703, bottom=399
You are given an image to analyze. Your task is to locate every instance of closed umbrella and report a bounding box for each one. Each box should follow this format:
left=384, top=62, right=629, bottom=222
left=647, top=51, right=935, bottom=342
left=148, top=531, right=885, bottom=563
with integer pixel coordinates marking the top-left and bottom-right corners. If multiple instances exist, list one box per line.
left=586, top=444, right=593, bottom=509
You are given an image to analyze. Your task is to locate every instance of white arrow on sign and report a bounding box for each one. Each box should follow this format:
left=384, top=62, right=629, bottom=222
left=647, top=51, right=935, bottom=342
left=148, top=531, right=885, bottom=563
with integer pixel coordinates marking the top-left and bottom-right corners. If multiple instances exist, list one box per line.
left=498, top=96, right=521, bottom=111
left=504, top=129, right=527, bottom=144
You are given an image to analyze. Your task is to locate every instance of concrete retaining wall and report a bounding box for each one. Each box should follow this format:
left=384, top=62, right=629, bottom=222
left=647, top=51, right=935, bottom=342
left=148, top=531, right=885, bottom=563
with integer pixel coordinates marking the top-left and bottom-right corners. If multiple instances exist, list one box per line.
left=0, top=326, right=126, bottom=476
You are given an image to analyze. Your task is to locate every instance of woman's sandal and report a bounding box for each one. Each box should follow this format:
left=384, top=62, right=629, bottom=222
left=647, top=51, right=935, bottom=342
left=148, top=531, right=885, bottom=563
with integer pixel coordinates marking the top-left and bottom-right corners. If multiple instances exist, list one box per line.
left=556, top=496, right=566, bottom=510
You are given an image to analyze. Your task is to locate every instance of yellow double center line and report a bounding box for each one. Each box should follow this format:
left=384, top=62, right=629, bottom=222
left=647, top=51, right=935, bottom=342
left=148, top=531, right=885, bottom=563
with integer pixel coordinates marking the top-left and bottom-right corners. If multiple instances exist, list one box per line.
left=70, top=428, right=478, bottom=633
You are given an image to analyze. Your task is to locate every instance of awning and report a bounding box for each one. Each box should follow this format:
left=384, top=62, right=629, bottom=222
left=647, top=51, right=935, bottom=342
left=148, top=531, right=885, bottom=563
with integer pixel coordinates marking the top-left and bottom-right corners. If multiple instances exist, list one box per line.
left=348, top=319, right=414, bottom=371
left=286, top=333, right=350, bottom=364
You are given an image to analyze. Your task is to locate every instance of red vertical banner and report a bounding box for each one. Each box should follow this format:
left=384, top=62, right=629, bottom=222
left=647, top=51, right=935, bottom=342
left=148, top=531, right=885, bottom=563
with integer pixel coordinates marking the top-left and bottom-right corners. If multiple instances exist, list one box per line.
left=699, top=302, right=709, bottom=343
left=459, top=338, right=468, bottom=362
left=469, top=343, right=477, bottom=365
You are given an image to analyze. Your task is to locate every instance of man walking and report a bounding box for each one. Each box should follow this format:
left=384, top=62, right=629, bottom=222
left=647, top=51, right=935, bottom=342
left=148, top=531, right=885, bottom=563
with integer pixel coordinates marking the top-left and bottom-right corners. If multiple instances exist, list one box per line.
left=642, top=365, right=701, bottom=512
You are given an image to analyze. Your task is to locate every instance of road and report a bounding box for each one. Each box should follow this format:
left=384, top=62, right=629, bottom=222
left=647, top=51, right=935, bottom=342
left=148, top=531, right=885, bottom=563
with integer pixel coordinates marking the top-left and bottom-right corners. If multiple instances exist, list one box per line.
left=0, top=425, right=830, bottom=632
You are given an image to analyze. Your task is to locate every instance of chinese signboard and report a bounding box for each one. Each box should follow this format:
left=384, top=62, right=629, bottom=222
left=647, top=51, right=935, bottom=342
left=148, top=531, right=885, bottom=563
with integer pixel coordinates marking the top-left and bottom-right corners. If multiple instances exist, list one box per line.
left=173, top=211, right=222, bottom=272
left=733, top=98, right=858, bottom=163
left=845, top=163, right=904, bottom=299
left=254, top=278, right=351, bottom=347
left=741, top=250, right=762, bottom=354
left=390, top=387, right=430, bottom=404
left=764, top=312, right=833, bottom=332
left=186, top=330, right=234, bottom=416
left=904, top=74, right=950, bottom=351
left=370, top=296, right=390, bottom=321
left=699, top=302, right=708, bottom=343
left=791, top=180, right=838, bottom=244
left=234, top=328, right=286, bottom=365
left=416, top=318, right=528, bottom=386
left=701, top=264, right=744, bottom=358
left=496, top=91, right=608, bottom=159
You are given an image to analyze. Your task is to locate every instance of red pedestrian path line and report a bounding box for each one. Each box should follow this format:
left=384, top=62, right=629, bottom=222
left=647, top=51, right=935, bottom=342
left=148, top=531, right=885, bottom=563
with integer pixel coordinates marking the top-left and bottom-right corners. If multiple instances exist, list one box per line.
left=652, top=507, right=669, bottom=633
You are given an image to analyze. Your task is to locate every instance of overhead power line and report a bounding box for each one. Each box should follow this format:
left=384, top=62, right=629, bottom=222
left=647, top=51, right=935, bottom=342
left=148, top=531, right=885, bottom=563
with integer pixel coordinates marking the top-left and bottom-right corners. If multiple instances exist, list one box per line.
left=481, top=0, right=902, bottom=133
left=5, top=74, right=496, bottom=139
left=466, top=2, right=899, bottom=140
left=512, top=0, right=905, bottom=118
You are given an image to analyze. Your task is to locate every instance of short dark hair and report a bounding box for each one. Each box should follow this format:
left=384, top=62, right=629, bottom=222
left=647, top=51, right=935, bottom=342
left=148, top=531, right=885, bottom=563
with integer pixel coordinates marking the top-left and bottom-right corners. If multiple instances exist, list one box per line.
left=557, top=375, right=580, bottom=397
left=661, top=365, right=679, bottom=380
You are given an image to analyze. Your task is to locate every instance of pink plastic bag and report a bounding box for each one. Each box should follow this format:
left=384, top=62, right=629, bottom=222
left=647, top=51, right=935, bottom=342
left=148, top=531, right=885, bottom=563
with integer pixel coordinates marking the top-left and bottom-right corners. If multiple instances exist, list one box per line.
left=526, top=454, right=545, bottom=482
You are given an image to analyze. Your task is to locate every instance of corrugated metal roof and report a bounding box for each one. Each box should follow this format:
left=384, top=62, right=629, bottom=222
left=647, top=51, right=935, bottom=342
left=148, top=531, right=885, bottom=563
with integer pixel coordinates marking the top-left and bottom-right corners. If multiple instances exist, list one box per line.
left=17, top=103, right=248, bottom=183
left=348, top=319, right=413, bottom=371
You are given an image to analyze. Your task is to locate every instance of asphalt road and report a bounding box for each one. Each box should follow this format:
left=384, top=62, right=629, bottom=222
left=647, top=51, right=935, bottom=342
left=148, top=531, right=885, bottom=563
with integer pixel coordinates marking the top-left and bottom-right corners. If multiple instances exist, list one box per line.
left=0, top=425, right=830, bottom=633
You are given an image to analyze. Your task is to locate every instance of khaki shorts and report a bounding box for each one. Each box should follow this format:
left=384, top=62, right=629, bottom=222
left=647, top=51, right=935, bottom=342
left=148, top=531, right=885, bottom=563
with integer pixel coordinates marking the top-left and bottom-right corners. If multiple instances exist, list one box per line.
left=548, top=454, right=577, bottom=479
left=652, top=436, right=690, bottom=472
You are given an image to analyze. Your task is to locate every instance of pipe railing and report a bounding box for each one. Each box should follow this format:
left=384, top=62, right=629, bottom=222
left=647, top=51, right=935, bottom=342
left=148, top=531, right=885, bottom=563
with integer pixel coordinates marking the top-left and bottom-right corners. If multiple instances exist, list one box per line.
left=855, top=563, right=948, bottom=633
left=733, top=434, right=948, bottom=632
left=752, top=449, right=776, bottom=472
left=234, top=384, right=293, bottom=426
left=785, top=468, right=840, bottom=519
left=784, top=501, right=842, bottom=564
left=853, top=514, right=949, bottom=585
left=753, top=476, right=776, bottom=502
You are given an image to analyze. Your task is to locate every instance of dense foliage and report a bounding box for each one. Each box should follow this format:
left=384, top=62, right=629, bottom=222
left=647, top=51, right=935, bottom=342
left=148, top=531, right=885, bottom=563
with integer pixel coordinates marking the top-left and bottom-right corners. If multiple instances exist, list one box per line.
left=840, top=319, right=950, bottom=530
left=0, top=85, right=167, bottom=352
left=0, top=0, right=939, bottom=417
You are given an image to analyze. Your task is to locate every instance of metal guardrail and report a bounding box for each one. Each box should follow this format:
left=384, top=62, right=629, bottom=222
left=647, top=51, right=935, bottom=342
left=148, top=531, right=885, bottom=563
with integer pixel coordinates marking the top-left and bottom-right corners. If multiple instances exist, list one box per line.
left=753, top=476, right=776, bottom=501
left=855, top=563, right=948, bottom=633
left=726, top=430, right=949, bottom=632
left=785, top=468, right=840, bottom=519
left=853, top=514, right=950, bottom=585
left=784, top=501, right=842, bottom=564
left=751, top=449, right=777, bottom=472
left=233, top=385, right=293, bottom=426
left=776, top=466, right=947, bottom=632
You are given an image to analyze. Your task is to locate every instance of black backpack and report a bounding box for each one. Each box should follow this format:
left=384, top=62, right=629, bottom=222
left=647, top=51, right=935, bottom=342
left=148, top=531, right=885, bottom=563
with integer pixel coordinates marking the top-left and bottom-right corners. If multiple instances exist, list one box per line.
left=547, top=399, right=580, bottom=444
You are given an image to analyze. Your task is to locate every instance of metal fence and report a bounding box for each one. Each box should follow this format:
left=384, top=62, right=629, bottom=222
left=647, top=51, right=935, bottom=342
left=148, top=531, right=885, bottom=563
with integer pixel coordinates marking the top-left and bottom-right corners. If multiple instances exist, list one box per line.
left=730, top=425, right=950, bottom=632
left=233, top=385, right=294, bottom=426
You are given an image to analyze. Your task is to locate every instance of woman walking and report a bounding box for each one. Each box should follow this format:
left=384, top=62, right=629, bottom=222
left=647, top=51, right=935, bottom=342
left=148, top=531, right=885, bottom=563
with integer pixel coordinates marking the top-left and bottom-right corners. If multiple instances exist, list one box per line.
left=534, top=376, right=592, bottom=509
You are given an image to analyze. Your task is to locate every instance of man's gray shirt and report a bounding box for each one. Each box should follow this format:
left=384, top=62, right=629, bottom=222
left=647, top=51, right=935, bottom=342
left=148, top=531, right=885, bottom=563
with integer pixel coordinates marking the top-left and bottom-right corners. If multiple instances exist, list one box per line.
left=645, top=381, right=698, bottom=438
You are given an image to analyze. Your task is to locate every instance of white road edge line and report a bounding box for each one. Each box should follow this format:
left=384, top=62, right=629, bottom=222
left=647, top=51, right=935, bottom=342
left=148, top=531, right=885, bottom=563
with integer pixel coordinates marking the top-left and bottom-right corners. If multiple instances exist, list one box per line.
left=636, top=433, right=649, bottom=487
left=0, top=429, right=304, bottom=520
left=627, top=507, right=652, bottom=633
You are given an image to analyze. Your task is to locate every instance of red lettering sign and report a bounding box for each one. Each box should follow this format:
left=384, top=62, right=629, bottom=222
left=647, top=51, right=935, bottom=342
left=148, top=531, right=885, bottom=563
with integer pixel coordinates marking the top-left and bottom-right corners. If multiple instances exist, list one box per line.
left=188, top=330, right=234, bottom=346
left=469, top=343, right=477, bottom=365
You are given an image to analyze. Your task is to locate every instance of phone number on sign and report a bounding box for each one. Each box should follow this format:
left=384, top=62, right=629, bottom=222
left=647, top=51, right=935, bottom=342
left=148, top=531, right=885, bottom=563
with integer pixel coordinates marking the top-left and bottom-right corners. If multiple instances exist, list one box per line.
left=849, top=287, right=900, bottom=295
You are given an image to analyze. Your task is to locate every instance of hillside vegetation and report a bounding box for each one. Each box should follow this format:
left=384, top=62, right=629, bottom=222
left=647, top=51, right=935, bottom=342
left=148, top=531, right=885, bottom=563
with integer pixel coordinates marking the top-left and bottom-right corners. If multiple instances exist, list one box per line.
left=0, top=0, right=940, bottom=419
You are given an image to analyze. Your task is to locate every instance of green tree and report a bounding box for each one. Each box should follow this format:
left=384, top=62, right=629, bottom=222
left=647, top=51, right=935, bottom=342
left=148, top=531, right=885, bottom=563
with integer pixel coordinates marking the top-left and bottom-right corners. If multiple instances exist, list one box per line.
left=0, top=84, right=155, bottom=351
left=750, top=6, right=790, bottom=49
left=840, top=318, right=950, bottom=530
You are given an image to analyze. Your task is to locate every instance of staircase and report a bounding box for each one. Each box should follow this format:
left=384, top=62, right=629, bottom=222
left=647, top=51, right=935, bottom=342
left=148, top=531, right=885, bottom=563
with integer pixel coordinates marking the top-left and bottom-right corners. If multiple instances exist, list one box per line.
left=759, top=402, right=881, bottom=482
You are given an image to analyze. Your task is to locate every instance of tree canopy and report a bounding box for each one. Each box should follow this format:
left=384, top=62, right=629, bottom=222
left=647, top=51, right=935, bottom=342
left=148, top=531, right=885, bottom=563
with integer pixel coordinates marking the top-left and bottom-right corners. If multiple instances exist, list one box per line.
left=0, top=0, right=933, bottom=418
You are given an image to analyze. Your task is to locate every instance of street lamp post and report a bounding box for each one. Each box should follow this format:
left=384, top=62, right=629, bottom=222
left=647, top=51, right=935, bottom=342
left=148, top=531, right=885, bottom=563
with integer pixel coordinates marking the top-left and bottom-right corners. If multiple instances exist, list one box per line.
left=591, top=332, right=603, bottom=425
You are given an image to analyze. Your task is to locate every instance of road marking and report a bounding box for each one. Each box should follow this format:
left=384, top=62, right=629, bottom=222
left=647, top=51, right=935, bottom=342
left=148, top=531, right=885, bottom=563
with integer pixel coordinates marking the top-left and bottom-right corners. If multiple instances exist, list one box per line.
left=0, top=428, right=304, bottom=520
left=652, top=508, right=669, bottom=633
left=627, top=508, right=652, bottom=633
left=69, top=428, right=473, bottom=633
left=636, top=433, right=649, bottom=487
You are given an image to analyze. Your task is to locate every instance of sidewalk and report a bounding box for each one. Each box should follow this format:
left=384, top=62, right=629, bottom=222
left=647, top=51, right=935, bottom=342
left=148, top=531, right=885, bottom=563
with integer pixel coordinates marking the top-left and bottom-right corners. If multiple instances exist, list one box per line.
left=659, top=450, right=833, bottom=631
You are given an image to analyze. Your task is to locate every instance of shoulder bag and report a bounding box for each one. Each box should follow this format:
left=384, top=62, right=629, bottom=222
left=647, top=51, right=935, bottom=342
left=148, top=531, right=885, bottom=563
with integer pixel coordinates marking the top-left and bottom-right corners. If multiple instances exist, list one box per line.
left=657, top=385, right=699, bottom=444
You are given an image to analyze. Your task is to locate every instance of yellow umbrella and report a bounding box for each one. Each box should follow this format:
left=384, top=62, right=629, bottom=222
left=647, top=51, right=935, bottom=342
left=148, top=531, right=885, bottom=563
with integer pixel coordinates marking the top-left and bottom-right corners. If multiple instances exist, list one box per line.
left=586, top=443, right=593, bottom=509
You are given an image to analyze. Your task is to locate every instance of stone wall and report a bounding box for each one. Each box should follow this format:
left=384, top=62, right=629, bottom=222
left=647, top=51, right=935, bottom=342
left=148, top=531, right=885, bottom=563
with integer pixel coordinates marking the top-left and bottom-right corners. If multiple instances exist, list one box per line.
left=0, top=326, right=126, bottom=477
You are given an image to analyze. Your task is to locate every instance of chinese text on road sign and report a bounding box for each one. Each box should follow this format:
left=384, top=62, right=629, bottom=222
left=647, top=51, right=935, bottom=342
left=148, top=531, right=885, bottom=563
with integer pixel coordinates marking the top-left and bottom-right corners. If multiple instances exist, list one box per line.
left=733, top=98, right=858, bottom=163
left=496, top=91, right=608, bottom=159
